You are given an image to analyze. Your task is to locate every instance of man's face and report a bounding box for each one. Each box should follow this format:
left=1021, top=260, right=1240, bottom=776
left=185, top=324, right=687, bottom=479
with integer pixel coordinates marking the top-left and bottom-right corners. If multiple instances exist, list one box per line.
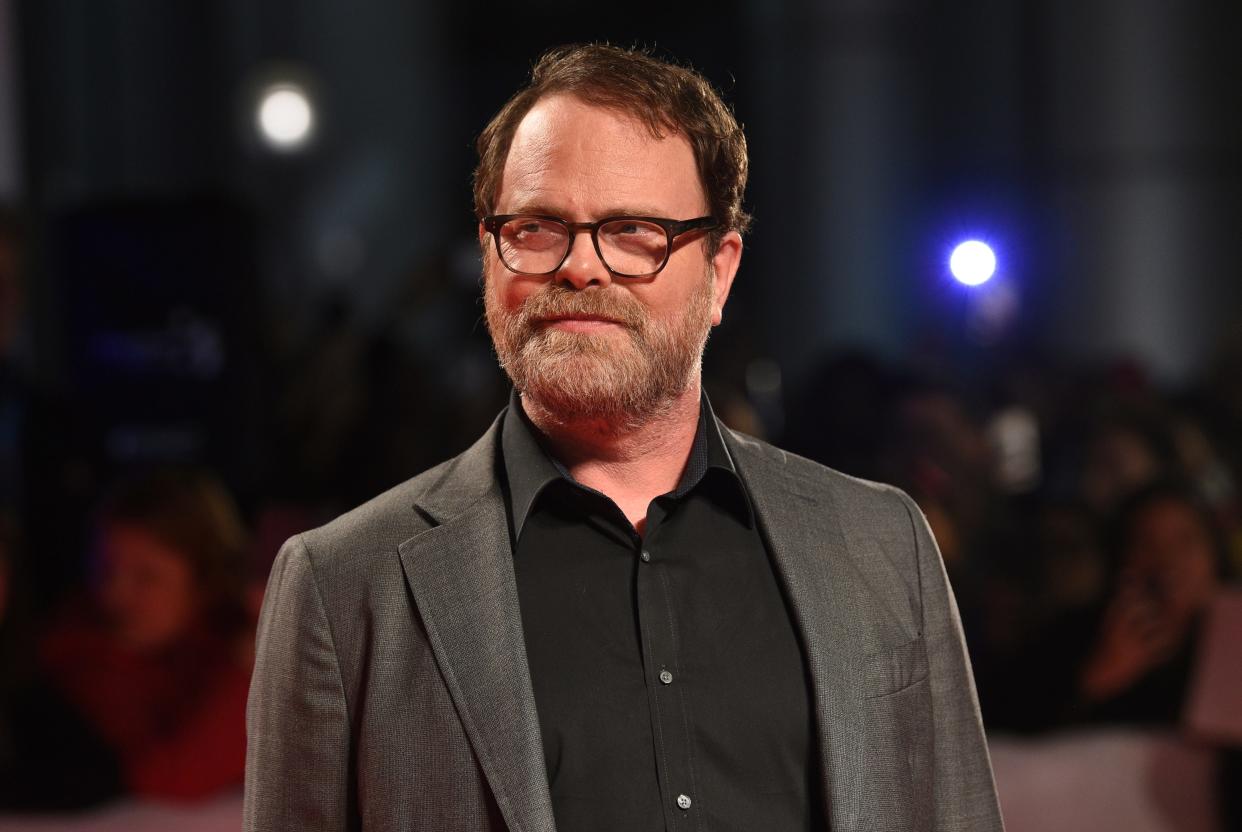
left=482, top=94, right=741, bottom=428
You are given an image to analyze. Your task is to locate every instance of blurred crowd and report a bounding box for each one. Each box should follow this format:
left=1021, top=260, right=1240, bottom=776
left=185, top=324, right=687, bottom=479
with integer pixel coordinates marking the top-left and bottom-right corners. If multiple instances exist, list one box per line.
left=781, top=346, right=1242, bottom=826
left=0, top=199, right=1239, bottom=819
left=782, top=348, right=1242, bottom=734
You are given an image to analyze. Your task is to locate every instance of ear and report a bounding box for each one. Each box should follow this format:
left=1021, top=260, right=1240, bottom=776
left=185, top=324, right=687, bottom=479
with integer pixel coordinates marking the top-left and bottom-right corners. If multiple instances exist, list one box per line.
left=709, top=231, right=743, bottom=327
left=478, top=222, right=497, bottom=277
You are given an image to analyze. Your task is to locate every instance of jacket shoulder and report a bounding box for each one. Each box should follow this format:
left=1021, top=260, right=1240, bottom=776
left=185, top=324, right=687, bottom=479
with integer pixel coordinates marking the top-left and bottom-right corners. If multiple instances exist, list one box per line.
left=292, top=417, right=502, bottom=577
left=724, top=426, right=915, bottom=518
left=725, top=426, right=930, bottom=633
left=301, top=461, right=445, bottom=551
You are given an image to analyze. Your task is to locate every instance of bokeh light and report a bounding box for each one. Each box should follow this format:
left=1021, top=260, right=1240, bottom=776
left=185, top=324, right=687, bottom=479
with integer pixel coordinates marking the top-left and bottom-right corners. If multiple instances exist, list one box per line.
left=950, top=240, right=997, bottom=286
left=256, top=84, right=314, bottom=151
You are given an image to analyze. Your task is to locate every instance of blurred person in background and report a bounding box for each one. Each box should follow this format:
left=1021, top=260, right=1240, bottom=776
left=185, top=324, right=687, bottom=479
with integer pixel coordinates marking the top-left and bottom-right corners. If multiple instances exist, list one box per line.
left=969, top=500, right=1110, bottom=733
left=782, top=351, right=897, bottom=484
left=36, top=467, right=253, bottom=803
left=1077, top=409, right=1176, bottom=516
left=1075, top=480, right=1235, bottom=725
left=1169, top=405, right=1242, bottom=574
left=882, top=378, right=995, bottom=573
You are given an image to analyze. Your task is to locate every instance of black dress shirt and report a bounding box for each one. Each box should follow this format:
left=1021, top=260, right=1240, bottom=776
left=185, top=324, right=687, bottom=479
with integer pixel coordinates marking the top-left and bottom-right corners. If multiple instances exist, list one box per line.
left=501, top=392, right=823, bottom=832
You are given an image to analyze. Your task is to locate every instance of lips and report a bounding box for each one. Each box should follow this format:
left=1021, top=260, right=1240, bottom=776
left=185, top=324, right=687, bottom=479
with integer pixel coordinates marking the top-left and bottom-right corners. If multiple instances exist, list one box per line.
left=536, top=314, right=625, bottom=326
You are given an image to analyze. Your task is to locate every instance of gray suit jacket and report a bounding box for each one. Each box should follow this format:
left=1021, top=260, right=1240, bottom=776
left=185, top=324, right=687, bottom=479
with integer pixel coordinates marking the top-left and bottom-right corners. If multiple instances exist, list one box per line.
left=245, top=412, right=1005, bottom=831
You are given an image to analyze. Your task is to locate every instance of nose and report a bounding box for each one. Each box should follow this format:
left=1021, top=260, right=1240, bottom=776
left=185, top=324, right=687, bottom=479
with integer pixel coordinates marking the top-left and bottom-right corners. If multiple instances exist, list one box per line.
left=554, top=228, right=612, bottom=290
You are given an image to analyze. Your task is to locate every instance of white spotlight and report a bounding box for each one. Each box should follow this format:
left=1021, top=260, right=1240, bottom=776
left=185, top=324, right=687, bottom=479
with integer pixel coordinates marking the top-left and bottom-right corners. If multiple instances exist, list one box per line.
left=256, top=84, right=314, bottom=151
left=949, top=240, right=997, bottom=286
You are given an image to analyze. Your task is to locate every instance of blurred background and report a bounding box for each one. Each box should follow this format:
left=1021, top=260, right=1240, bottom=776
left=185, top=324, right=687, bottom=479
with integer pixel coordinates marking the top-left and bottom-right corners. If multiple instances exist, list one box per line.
left=1, top=1, right=1240, bottom=830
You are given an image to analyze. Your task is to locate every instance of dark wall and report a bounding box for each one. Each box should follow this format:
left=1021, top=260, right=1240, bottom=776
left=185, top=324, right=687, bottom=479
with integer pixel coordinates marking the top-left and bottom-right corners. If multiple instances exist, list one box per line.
left=12, top=0, right=1242, bottom=395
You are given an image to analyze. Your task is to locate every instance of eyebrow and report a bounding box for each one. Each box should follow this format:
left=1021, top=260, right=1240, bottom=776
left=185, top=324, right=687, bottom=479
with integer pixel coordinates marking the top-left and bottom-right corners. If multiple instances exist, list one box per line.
left=504, top=203, right=680, bottom=219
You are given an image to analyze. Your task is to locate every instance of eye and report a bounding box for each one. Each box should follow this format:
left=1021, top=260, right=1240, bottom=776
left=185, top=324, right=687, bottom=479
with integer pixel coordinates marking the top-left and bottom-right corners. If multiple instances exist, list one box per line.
left=499, top=217, right=566, bottom=253
left=602, top=219, right=662, bottom=240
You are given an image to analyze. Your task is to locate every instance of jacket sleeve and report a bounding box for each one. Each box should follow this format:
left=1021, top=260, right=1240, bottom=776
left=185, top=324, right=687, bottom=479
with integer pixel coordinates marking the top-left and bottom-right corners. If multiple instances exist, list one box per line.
left=245, top=535, right=355, bottom=831
left=898, top=491, right=1006, bottom=832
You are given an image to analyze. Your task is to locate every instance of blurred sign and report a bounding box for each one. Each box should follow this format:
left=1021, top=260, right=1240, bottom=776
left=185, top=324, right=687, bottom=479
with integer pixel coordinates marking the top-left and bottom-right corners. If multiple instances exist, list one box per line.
left=51, top=199, right=262, bottom=488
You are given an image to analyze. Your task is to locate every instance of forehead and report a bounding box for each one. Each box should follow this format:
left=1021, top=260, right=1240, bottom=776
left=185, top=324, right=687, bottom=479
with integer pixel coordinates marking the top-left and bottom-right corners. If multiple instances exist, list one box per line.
left=497, top=93, right=705, bottom=217
left=102, top=524, right=186, bottom=566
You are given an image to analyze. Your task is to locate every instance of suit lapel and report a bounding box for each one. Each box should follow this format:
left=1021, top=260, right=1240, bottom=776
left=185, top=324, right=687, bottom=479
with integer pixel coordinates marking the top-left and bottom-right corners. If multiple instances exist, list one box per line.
left=397, top=422, right=556, bottom=832
left=723, top=427, right=872, bottom=832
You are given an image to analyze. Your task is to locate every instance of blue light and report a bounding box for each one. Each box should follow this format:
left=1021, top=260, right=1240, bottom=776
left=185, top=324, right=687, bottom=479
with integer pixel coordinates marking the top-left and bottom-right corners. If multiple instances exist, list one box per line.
left=950, top=241, right=997, bottom=286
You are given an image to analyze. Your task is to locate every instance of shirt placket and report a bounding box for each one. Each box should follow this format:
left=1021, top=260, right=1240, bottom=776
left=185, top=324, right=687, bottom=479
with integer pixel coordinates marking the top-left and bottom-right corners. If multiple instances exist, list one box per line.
left=634, top=501, right=701, bottom=831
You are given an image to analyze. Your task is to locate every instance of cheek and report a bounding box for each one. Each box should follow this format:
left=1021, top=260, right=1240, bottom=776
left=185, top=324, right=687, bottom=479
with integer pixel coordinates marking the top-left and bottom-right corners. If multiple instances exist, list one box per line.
left=162, top=570, right=200, bottom=617
left=135, top=566, right=200, bottom=631
left=484, top=261, right=536, bottom=314
left=130, top=585, right=199, bottom=649
left=497, top=281, right=532, bottom=312
left=98, top=563, right=136, bottom=614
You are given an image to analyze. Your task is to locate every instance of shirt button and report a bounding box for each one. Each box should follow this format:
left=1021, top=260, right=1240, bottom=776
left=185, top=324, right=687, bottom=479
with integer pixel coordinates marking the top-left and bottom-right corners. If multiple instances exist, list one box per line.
left=640, top=549, right=651, bottom=562
left=676, top=794, right=692, bottom=810
left=659, top=669, right=674, bottom=685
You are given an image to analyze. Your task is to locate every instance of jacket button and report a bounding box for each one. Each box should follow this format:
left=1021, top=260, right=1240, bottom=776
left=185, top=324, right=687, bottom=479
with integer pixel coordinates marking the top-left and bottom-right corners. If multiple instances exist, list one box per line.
left=676, top=794, right=692, bottom=810
left=640, top=549, right=651, bottom=562
left=659, top=669, right=673, bottom=685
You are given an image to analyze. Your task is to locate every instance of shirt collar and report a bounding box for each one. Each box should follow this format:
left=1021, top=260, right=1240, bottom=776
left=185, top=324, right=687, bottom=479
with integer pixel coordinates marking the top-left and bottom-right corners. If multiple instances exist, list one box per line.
left=500, top=389, right=752, bottom=540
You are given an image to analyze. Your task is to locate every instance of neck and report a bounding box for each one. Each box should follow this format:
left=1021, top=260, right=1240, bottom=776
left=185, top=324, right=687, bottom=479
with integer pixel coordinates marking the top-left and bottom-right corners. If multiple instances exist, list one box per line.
left=520, top=381, right=704, bottom=533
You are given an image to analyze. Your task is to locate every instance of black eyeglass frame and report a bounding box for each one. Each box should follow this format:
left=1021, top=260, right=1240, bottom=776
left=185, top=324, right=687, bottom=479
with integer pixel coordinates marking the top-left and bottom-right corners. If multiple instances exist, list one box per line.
left=481, top=214, right=719, bottom=278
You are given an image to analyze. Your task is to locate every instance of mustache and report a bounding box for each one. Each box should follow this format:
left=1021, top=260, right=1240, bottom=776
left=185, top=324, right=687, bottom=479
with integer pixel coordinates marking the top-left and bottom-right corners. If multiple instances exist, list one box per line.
left=516, top=286, right=646, bottom=330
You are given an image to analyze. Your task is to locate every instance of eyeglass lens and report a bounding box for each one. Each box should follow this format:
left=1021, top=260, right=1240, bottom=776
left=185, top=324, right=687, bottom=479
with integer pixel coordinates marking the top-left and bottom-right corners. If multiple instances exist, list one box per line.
left=496, top=218, right=668, bottom=276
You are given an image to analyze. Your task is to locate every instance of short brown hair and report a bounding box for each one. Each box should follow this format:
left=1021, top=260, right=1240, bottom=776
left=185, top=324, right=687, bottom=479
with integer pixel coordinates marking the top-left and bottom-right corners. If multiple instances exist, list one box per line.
left=473, top=44, right=752, bottom=245
left=100, top=466, right=251, bottom=631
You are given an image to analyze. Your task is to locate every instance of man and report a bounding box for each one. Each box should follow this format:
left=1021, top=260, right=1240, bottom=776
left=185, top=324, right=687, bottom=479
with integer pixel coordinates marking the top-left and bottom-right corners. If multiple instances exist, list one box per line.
left=245, top=44, right=1005, bottom=832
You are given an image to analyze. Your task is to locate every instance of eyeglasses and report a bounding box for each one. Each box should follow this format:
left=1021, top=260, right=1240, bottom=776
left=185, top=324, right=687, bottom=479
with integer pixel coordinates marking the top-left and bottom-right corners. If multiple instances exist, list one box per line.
left=481, top=214, right=718, bottom=279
